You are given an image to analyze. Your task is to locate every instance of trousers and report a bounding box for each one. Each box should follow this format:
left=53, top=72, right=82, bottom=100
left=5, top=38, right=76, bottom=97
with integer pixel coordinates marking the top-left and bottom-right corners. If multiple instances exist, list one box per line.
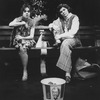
left=56, top=38, right=81, bottom=73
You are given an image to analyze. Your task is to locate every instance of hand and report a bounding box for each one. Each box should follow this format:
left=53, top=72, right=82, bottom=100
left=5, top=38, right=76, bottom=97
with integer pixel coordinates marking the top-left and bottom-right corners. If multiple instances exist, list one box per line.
left=21, top=21, right=26, bottom=25
left=24, top=23, right=29, bottom=28
left=15, top=35, right=23, bottom=40
left=48, top=24, right=53, bottom=31
left=55, top=34, right=61, bottom=40
left=21, top=21, right=28, bottom=28
left=56, top=39, right=61, bottom=43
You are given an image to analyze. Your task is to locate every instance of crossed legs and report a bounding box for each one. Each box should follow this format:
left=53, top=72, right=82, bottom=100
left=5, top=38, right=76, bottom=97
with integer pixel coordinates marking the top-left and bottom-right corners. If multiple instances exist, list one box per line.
left=56, top=39, right=76, bottom=83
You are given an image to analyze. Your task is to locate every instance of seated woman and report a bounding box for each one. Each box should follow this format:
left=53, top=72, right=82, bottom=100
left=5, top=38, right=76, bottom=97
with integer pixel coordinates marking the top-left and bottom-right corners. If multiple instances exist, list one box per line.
left=9, top=4, right=35, bottom=81
left=49, top=3, right=81, bottom=83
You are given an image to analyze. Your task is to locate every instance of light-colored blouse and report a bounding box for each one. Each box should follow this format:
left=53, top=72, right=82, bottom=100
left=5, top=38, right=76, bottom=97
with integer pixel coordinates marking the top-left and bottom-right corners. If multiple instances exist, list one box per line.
left=49, top=13, right=79, bottom=39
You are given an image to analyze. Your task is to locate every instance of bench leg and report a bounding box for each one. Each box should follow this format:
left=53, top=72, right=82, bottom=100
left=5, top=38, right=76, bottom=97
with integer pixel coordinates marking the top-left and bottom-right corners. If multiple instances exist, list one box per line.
left=40, top=59, right=46, bottom=75
left=40, top=41, right=47, bottom=76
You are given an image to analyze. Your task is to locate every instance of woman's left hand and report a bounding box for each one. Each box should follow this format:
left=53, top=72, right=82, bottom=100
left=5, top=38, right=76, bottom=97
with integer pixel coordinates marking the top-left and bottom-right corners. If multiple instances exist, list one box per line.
left=55, top=34, right=61, bottom=40
left=15, top=35, right=23, bottom=40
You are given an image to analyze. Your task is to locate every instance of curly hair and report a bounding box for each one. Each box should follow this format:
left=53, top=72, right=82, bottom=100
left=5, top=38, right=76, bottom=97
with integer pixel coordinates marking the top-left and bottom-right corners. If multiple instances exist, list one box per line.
left=20, top=3, right=32, bottom=16
left=56, top=3, right=71, bottom=18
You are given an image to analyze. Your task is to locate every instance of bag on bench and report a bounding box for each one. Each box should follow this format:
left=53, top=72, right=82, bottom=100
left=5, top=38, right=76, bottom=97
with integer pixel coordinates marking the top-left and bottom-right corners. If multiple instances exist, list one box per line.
left=74, top=58, right=100, bottom=79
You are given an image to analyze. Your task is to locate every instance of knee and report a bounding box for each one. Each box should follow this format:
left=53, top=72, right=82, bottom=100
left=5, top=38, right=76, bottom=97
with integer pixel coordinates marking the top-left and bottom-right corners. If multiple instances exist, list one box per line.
left=19, top=47, right=27, bottom=54
left=61, top=40, right=70, bottom=48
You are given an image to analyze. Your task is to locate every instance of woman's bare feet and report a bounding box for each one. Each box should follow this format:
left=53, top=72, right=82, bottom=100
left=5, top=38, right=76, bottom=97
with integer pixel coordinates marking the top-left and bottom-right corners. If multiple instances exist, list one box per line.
left=22, top=70, right=28, bottom=81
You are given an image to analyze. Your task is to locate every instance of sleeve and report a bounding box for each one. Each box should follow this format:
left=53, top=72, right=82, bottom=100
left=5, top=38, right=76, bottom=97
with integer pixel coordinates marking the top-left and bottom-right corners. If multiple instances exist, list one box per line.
left=67, top=16, right=80, bottom=37
left=48, top=18, right=61, bottom=34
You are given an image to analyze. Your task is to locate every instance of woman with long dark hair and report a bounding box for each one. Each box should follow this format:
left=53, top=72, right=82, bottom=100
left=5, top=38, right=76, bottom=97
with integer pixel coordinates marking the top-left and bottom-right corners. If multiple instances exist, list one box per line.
left=9, top=4, right=35, bottom=81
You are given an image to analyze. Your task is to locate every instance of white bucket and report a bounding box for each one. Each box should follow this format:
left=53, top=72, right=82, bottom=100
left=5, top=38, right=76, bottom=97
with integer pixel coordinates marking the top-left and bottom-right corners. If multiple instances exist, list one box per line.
left=41, top=77, right=66, bottom=100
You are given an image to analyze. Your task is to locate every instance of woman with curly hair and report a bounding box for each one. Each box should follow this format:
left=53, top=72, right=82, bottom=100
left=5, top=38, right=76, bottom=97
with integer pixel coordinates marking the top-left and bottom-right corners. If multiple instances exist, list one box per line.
left=9, top=3, right=35, bottom=81
left=49, top=3, right=81, bottom=83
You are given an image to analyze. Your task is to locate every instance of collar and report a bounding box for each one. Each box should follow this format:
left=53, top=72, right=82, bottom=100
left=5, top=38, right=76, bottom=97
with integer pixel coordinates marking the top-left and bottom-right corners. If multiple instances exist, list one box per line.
left=67, top=13, right=73, bottom=19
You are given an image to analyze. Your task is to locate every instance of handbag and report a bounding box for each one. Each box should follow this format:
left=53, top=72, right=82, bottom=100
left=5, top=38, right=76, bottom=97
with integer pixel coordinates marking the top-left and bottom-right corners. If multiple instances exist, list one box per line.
left=74, top=58, right=100, bottom=79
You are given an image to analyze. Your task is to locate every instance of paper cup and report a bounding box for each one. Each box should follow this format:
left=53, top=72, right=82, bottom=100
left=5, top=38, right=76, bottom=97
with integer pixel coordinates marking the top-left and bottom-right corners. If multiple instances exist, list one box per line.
left=41, top=77, right=66, bottom=100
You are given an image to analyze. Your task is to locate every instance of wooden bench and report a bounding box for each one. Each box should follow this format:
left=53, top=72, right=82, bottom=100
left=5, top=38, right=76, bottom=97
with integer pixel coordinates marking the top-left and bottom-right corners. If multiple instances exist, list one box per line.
left=0, top=46, right=98, bottom=77
left=0, top=26, right=99, bottom=76
left=0, top=25, right=97, bottom=47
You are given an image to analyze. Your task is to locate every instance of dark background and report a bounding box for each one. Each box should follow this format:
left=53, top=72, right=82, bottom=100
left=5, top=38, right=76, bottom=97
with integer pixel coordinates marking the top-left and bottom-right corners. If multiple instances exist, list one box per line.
left=0, top=0, right=100, bottom=26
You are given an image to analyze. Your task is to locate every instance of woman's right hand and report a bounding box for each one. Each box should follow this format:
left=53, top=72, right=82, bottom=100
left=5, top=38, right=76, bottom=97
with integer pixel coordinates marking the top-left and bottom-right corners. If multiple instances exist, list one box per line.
left=15, top=35, right=23, bottom=40
left=24, top=23, right=29, bottom=28
left=48, top=24, right=53, bottom=31
left=21, top=21, right=28, bottom=28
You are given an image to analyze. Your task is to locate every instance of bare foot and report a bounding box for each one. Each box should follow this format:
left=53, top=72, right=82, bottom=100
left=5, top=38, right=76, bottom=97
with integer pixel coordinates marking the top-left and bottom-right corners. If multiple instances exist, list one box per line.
left=22, top=71, right=28, bottom=81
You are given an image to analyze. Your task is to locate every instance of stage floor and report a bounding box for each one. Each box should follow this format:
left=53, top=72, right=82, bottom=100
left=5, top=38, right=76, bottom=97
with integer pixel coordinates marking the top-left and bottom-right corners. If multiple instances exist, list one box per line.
left=0, top=71, right=100, bottom=100
left=0, top=48, right=99, bottom=100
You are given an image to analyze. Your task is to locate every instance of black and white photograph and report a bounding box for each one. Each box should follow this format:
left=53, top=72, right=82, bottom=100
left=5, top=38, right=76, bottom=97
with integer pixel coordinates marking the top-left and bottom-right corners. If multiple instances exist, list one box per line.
left=0, top=0, right=100, bottom=100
